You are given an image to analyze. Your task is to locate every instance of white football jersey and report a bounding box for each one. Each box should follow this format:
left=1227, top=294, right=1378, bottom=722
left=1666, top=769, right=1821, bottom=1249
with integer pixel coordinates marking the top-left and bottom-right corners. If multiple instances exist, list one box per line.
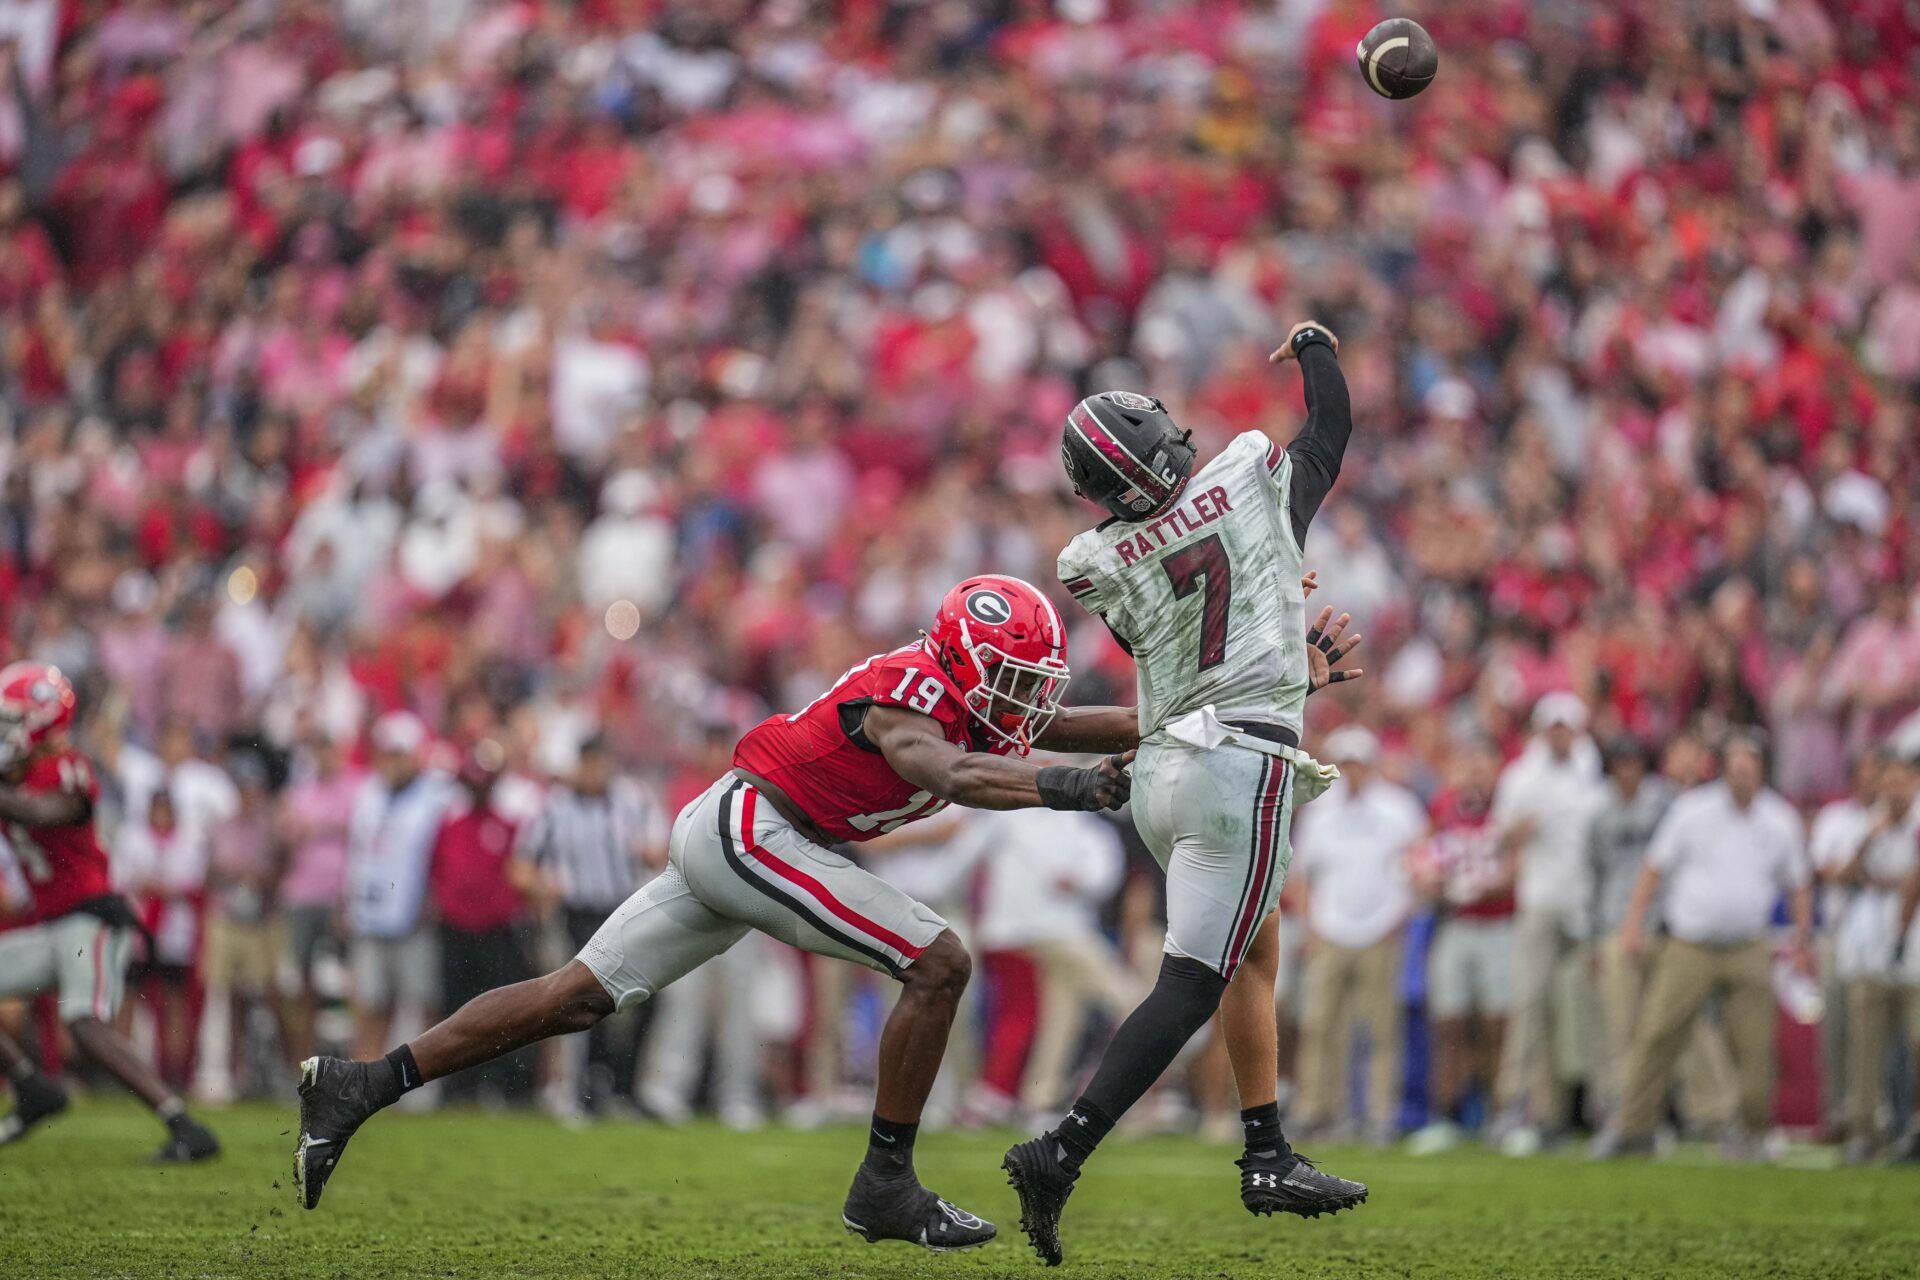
left=1058, top=430, right=1308, bottom=738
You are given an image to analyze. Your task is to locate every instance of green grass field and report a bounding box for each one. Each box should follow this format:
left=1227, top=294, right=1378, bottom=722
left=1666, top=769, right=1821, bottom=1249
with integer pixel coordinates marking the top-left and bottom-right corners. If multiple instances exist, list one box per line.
left=2, top=1100, right=1916, bottom=1279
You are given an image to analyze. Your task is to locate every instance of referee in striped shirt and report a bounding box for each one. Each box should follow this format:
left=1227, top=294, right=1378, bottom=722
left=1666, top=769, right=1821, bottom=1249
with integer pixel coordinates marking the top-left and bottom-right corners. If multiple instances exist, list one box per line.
left=513, top=735, right=666, bottom=1111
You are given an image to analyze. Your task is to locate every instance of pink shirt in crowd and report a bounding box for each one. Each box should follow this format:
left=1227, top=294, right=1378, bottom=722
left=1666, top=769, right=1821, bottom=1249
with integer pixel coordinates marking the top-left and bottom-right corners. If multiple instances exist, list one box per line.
left=278, top=768, right=362, bottom=909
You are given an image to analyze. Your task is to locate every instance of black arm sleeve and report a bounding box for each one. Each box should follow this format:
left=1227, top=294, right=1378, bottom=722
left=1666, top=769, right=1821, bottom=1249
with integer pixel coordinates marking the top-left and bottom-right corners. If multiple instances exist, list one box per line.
left=1284, top=341, right=1353, bottom=546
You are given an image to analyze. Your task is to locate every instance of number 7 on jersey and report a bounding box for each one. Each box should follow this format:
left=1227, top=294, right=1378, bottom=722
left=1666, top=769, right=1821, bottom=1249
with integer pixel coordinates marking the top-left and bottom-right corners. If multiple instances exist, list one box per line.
left=1161, top=533, right=1233, bottom=670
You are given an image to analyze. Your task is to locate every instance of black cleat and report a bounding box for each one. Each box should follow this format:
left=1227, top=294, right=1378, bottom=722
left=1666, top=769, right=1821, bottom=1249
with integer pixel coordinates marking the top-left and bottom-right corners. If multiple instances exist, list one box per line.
left=1239, top=1148, right=1368, bottom=1219
left=1002, top=1136, right=1077, bottom=1266
left=0, top=1073, right=70, bottom=1147
left=295, top=1056, right=383, bottom=1209
left=841, top=1166, right=995, bottom=1252
left=152, top=1115, right=221, bottom=1163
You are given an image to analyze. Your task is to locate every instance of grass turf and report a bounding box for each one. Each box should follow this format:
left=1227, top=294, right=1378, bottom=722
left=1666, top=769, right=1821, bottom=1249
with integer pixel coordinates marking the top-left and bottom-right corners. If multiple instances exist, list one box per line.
left=2, top=1099, right=1916, bottom=1279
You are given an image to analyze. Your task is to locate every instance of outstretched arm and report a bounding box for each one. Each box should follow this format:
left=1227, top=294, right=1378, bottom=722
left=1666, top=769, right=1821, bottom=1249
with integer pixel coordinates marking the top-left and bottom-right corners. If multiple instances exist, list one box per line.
left=1034, top=706, right=1140, bottom=754
left=865, top=706, right=1132, bottom=812
left=1266, top=321, right=1352, bottom=545
left=0, top=784, right=88, bottom=828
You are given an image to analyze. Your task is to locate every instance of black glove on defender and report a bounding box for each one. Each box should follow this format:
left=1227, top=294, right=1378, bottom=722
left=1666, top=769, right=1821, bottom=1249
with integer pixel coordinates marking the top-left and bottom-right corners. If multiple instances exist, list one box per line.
left=1036, top=755, right=1132, bottom=811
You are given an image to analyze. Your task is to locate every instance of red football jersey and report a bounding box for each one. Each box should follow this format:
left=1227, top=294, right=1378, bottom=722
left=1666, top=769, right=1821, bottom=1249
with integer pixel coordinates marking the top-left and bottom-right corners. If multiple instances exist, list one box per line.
left=5, top=748, right=109, bottom=923
left=732, top=641, right=1015, bottom=842
left=1418, top=786, right=1514, bottom=920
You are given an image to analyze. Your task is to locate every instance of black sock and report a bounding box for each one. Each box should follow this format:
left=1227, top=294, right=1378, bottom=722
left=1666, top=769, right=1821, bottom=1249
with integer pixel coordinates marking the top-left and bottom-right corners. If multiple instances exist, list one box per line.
left=371, top=1044, right=425, bottom=1108
left=8, top=1059, right=41, bottom=1085
left=164, top=1108, right=193, bottom=1134
left=1051, top=954, right=1227, bottom=1175
left=863, top=1112, right=918, bottom=1177
left=1051, top=1098, right=1118, bottom=1173
left=1242, top=1102, right=1290, bottom=1161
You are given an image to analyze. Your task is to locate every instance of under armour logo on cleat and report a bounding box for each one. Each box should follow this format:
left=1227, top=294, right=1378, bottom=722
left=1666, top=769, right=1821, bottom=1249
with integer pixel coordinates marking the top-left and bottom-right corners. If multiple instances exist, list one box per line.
left=1249, top=1173, right=1278, bottom=1188
left=1067, top=1111, right=1088, bottom=1127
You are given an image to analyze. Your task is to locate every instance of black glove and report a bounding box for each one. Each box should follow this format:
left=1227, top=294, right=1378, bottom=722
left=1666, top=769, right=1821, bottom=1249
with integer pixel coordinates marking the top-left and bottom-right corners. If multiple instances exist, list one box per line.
left=1037, top=754, right=1133, bottom=811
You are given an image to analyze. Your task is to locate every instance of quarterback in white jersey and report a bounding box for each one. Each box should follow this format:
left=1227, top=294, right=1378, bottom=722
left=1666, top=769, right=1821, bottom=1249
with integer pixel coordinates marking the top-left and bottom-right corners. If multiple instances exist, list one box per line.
left=1005, top=323, right=1369, bottom=1265
left=1058, top=417, right=1312, bottom=739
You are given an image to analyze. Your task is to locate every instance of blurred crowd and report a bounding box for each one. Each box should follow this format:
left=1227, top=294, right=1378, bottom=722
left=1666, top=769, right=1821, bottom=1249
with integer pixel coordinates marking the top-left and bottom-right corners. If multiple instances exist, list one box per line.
left=4, top=0, right=1920, bottom=1158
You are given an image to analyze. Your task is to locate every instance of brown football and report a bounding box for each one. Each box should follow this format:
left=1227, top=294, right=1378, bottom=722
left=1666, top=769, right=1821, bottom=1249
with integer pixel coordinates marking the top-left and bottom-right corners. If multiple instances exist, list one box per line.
left=1356, top=18, right=1439, bottom=100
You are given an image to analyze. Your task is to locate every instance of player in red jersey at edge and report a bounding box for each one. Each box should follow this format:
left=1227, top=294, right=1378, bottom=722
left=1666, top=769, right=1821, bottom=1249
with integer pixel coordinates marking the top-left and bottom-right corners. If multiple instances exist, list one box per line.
left=0, top=662, right=221, bottom=1161
left=297, top=575, right=1139, bottom=1247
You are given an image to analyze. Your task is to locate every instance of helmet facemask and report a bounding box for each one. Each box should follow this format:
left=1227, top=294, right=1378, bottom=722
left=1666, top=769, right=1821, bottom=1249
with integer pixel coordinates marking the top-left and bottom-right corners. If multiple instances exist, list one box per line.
left=937, top=618, right=1070, bottom=755
left=967, top=645, right=1069, bottom=754
left=0, top=664, right=72, bottom=775
left=0, top=705, right=34, bottom=773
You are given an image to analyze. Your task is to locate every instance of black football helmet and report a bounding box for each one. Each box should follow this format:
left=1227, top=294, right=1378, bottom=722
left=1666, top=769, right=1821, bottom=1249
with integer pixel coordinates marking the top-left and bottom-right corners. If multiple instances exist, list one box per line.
left=1060, top=391, right=1197, bottom=522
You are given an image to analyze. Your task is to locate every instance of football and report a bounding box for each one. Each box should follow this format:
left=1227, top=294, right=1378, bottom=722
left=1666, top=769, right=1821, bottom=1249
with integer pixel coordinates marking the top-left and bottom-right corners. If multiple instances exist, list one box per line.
left=1356, top=18, right=1439, bottom=100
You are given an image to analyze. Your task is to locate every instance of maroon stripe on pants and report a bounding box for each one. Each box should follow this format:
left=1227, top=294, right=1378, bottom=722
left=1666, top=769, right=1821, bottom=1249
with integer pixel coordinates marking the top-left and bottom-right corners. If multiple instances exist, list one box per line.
left=1222, top=760, right=1288, bottom=979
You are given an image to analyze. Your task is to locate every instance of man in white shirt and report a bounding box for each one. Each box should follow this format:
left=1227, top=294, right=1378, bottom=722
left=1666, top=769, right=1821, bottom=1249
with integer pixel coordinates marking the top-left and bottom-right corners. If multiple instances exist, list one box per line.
left=117, top=717, right=241, bottom=885
left=1585, top=737, right=1712, bottom=1132
left=551, top=309, right=648, bottom=468
left=1807, top=753, right=1883, bottom=1144
left=577, top=470, right=675, bottom=619
left=1490, top=693, right=1605, bottom=1149
left=1602, top=734, right=1813, bottom=1158
left=1290, top=727, right=1426, bottom=1142
left=1899, top=844, right=1920, bottom=1163
left=1831, top=747, right=1920, bottom=1162
left=346, top=712, right=454, bottom=1061
left=966, top=808, right=1139, bottom=1118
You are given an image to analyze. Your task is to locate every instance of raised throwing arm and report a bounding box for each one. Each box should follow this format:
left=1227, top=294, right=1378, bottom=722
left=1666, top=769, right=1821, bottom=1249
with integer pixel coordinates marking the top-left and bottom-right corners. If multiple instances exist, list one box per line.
left=1267, top=321, right=1353, bottom=545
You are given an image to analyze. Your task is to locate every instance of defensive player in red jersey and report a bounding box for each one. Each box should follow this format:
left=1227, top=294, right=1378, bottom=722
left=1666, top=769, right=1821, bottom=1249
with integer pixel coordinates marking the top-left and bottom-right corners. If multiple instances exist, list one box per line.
left=0, top=662, right=221, bottom=1161
left=297, top=576, right=1137, bottom=1246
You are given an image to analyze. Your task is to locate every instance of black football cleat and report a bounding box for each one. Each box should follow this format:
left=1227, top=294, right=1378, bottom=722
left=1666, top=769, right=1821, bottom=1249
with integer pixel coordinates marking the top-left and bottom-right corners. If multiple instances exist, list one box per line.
left=1002, top=1136, right=1078, bottom=1266
left=1238, top=1148, right=1368, bottom=1219
left=841, top=1166, right=996, bottom=1252
left=152, top=1115, right=221, bottom=1163
left=0, top=1072, right=70, bottom=1147
left=295, top=1056, right=383, bottom=1209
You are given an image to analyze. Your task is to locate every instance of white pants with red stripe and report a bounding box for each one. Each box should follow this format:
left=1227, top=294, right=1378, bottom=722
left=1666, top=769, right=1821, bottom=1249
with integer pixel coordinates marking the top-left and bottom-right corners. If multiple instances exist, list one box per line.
left=578, top=775, right=948, bottom=1011
left=1130, top=737, right=1295, bottom=981
left=0, top=913, right=134, bottom=1022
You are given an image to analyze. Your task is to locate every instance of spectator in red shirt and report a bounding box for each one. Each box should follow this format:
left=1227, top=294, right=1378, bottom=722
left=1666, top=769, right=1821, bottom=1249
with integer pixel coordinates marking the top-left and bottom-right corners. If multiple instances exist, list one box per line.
left=1405, top=741, right=1515, bottom=1155
left=427, top=740, right=531, bottom=1105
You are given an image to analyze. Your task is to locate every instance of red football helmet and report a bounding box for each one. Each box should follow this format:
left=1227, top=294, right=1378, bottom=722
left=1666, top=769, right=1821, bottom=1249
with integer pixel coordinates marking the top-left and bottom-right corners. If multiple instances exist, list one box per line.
left=926, top=575, right=1070, bottom=754
left=0, top=662, right=77, bottom=772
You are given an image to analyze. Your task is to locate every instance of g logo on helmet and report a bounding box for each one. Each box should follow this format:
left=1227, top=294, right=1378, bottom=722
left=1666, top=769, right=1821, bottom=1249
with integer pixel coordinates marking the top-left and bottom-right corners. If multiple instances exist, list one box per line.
left=964, top=589, right=1013, bottom=626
